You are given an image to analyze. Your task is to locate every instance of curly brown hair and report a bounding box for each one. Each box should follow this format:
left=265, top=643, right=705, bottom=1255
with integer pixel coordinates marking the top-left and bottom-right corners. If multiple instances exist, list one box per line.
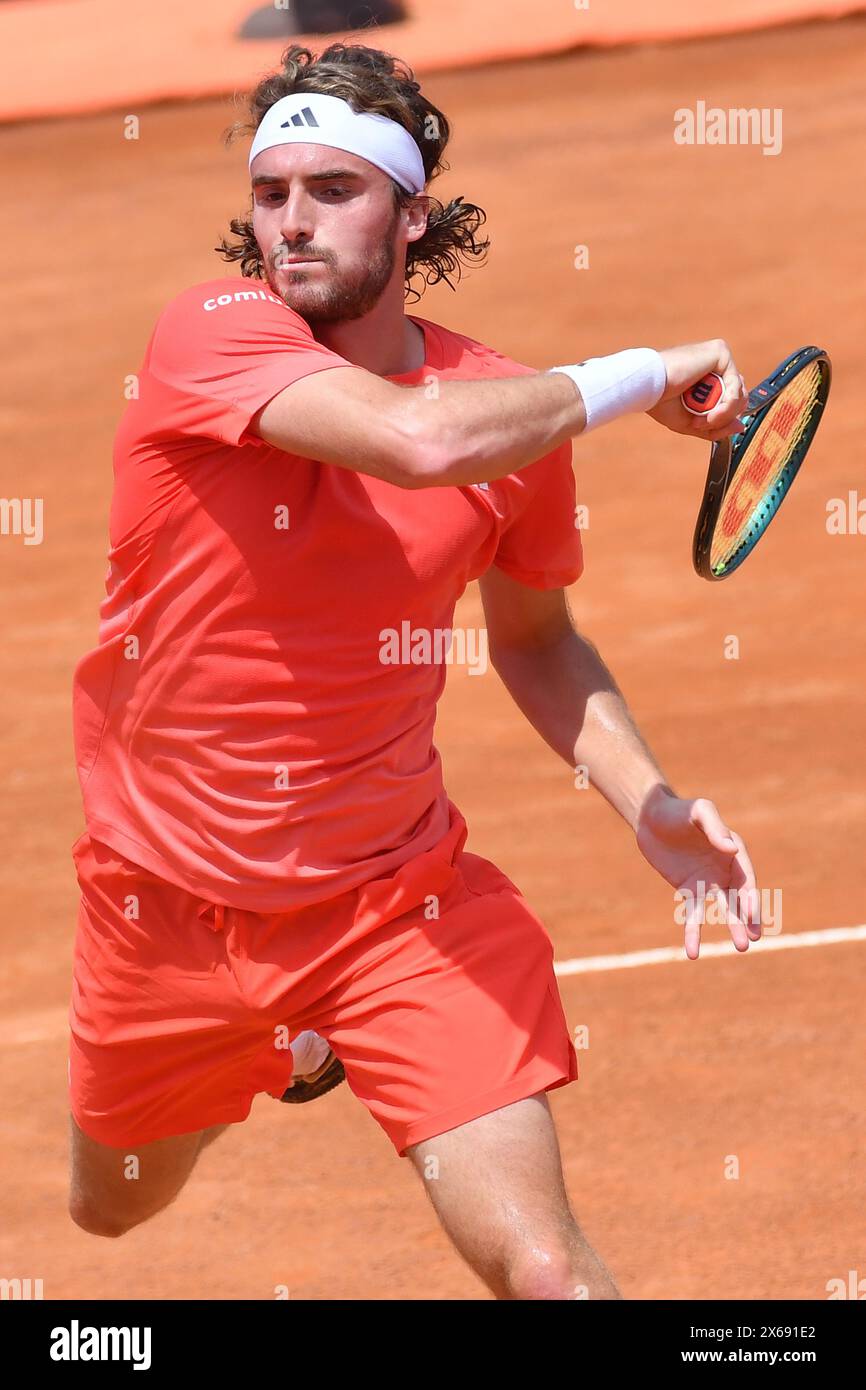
left=217, top=42, right=490, bottom=304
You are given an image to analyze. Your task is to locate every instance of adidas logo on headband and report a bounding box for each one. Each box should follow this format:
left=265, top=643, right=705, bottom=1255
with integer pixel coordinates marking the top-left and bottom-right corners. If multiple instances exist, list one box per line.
left=281, top=108, right=320, bottom=130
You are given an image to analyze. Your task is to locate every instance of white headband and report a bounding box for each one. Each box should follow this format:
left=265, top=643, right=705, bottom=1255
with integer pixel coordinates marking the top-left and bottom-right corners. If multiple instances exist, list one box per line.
left=248, top=92, right=426, bottom=195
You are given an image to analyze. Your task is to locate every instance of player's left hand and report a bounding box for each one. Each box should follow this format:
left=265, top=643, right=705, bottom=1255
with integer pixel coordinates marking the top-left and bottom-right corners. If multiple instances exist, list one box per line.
left=634, top=786, right=763, bottom=959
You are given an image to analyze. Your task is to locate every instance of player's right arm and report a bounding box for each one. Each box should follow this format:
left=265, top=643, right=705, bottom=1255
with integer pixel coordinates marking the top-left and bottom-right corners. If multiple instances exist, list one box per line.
left=253, top=338, right=748, bottom=490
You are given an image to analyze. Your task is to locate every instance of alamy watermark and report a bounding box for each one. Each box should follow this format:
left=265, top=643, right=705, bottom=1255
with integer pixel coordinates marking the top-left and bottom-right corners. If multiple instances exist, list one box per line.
left=826, top=491, right=866, bottom=534
left=379, top=622, right=488, bottom=676
left=0, top=497, right=43, bottom=545
left=49, top=1321, right=151, bottom=1370
left=674, top=102, right=783, bottom=157
left=674, top=881, right=782, bottom=934
left=1, top=1277, right=43, bottom=1299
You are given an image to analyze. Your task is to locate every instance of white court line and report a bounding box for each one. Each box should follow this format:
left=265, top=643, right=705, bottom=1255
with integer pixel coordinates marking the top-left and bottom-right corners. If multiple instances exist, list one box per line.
left=2, top=926, right=865, bottom=1044
left=554, top=924, right=866, bottom=976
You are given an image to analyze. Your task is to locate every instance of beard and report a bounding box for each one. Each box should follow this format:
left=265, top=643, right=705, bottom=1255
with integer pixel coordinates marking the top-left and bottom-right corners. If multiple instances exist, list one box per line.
left=263, top=203, right=400, bottom=325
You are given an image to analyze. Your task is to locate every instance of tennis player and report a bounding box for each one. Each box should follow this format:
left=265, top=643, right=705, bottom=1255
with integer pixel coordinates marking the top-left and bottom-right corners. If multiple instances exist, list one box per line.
left=68, top=43, right=761, bottom=1300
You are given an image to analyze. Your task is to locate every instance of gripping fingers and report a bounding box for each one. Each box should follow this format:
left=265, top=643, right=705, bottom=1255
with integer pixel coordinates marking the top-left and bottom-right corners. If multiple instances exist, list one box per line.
left=701, top=371, right=749, bottom=430
left=683, top=347, right=749, bottom=433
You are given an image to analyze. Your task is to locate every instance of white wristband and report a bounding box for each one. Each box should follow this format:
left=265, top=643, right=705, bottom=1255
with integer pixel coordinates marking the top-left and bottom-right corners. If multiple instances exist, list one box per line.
left=548, top=348, right=667, bottom=433
left=290, top=1029, right=331, bottom=1077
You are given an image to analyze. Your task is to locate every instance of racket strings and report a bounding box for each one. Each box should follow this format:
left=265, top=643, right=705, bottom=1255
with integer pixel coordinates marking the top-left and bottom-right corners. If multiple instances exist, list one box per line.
left=710, top=360, right=824, bottom=571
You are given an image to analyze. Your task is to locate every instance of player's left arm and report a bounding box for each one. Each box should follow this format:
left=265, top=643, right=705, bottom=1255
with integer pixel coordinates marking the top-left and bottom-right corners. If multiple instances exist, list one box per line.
left=478, top=566, right=763, bottom=957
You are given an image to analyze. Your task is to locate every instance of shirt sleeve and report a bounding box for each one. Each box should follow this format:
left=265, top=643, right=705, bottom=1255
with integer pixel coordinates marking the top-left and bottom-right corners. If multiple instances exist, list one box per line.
left=492, top=441, right=585, bottom=589
left=143, top=282, right=356, bottom=447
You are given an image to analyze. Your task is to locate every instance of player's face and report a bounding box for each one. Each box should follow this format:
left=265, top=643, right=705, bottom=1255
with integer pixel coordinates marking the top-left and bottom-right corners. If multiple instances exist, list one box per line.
left=251, top=145, right=406, bottom=323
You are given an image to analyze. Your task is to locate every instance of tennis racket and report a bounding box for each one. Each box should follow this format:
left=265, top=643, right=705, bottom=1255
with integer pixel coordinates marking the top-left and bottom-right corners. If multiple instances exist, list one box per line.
left=685, top=346, right=831, bottom=581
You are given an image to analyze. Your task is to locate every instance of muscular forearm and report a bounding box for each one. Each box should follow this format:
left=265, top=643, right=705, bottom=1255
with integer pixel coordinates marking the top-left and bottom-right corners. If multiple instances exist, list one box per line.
left=404, top=371, right=586, bottom=487
left=402, top=336, right=748, bottom=489
left=489, top=626, right=672, bottom=830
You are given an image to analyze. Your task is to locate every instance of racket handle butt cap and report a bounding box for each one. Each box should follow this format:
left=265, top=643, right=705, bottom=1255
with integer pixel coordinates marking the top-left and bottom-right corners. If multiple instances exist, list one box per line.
left=682, top=372, right=724, bottom=416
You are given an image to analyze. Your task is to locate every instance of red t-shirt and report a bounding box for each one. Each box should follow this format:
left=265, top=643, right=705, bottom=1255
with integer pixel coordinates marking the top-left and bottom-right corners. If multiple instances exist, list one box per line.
left=72, top=278, right=584, bottom=910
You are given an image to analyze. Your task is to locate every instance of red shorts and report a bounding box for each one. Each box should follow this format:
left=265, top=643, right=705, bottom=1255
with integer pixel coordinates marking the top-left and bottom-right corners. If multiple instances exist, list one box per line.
left=68, top=802, right=578, bottom=1156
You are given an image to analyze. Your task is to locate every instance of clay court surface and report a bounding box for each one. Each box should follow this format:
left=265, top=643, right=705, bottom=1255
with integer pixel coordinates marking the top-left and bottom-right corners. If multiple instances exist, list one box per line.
left=1, top=17, right=864, bottom=1299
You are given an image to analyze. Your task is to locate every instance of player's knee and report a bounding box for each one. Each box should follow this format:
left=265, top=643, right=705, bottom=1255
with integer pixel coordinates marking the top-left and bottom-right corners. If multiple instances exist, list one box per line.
left=503, top=1241, right=579, bottom=1301
left=69, top=1198, right=129, bottom=1238
left=68, top=1197, right=154, bottom=1239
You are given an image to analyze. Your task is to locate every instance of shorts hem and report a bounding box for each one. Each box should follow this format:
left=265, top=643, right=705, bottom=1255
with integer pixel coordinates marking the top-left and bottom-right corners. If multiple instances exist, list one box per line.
left=69, top=1096, right=254, bottom=1150
left=392, top=1053, right=579, bottom=1158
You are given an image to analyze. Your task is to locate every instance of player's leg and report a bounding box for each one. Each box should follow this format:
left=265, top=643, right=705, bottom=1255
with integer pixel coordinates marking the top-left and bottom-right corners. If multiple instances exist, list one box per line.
left=66, top=832, right=297, bottom=1237
left=406, top=1093, right=621, bottom=1300
left=68, top=1117, right=230, bottom=1238
left=310, top=808, right=617, bottom=1297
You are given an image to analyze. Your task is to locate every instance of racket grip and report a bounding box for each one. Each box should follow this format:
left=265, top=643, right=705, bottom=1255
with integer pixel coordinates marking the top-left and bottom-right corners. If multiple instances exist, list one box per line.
left=682, top=373, right=724, bottom=416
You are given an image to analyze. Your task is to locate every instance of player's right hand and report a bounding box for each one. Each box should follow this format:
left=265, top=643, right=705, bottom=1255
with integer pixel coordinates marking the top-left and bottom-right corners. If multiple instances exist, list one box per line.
left=648, top=339, right=749, bottom=443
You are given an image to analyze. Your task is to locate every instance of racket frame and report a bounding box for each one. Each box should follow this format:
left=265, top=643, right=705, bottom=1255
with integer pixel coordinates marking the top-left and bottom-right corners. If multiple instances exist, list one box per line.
left=692, top=345, right=832, bottom=581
